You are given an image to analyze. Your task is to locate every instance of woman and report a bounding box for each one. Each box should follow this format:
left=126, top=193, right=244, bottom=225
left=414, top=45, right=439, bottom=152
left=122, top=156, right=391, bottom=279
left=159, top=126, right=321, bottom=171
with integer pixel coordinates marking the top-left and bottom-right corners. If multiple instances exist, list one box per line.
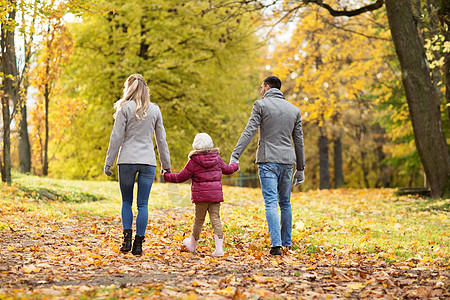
left=104, top=74, right=171, bottom=256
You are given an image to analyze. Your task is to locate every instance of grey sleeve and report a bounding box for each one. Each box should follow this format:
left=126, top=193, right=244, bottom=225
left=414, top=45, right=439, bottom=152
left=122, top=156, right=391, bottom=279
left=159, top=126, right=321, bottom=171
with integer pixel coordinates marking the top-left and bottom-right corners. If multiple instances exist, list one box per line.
left=292, top=110, right=305, bottom=171
left=154, top=109, right=171, bottom=170
left=230, top=102, right=261, bottom=161
left=105, top=109, right=127, bottom=167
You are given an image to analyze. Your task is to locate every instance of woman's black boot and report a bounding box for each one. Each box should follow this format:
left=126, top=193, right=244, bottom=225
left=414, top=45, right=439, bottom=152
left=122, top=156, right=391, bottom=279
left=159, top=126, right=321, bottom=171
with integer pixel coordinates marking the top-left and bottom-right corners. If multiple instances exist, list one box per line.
left=119, top=229, right=132, bottom=252
left=132, top=235, right=145, bottom=256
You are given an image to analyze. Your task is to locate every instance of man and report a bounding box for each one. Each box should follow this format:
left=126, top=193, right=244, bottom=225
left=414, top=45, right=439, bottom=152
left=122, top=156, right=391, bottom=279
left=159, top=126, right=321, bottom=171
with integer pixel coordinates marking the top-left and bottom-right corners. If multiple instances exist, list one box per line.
left=230, top=76, right=305, bottom=256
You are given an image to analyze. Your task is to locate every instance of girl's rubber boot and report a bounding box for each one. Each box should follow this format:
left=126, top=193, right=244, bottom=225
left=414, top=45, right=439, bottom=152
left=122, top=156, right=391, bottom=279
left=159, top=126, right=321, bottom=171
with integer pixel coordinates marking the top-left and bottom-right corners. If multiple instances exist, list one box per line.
left=119, top=229, right=132, bottom=252
left=211, top=234, right=224, bottom=257
left=132, top=235, right=145, bottom=256
left=183, top=234, right=197, bottom=252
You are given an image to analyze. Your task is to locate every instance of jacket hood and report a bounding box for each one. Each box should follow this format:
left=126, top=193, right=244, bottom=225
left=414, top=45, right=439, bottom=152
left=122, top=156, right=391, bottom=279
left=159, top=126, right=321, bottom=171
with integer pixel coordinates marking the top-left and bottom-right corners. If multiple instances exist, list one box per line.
left=190, top=150, right=221, bottom=168
left=263, top=88, right=285, bottom=100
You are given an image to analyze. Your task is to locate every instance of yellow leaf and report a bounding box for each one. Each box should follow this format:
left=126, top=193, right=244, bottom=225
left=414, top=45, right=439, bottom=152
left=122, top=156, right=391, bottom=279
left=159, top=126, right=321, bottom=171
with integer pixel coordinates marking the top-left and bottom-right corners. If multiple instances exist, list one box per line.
left=347, top=282, right=366, bottom=291
left=295, top=220, right=305, bottom=230
left=256, top=289, right=270, bottom=297
left=216, top=286, right=234, bottom=296
left=23, top=265, right=40, bottom=274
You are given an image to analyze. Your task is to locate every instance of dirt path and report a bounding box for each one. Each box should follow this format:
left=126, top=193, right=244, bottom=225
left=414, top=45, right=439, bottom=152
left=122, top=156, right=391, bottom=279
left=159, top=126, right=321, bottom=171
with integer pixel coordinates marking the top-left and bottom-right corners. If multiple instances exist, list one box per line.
left=1, top=206, right=449, bottom=299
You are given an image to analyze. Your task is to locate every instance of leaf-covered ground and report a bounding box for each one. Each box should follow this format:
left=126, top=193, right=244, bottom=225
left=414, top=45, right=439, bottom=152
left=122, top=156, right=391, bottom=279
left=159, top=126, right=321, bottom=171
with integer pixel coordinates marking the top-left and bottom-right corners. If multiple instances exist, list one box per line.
left=0, top=174, right=449, bottom=299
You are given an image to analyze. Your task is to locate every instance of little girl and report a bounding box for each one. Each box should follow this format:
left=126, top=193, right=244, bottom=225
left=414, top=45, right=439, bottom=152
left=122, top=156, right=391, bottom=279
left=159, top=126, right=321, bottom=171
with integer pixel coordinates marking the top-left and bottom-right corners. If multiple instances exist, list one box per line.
left=163, top=133, right=239, bottom=257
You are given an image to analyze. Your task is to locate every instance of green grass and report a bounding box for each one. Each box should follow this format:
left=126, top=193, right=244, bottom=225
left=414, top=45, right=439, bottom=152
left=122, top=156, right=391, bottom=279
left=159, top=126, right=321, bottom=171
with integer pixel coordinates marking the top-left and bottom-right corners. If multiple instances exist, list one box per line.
left=11, top=172, right=193, bottom=219
left=287, top=189, right=449, bottom=262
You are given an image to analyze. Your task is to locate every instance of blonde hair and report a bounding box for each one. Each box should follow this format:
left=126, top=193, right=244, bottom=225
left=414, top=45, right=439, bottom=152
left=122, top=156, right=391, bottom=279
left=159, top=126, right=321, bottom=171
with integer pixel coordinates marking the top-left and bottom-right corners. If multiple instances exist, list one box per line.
left=114, top=74, right=150, bottom=120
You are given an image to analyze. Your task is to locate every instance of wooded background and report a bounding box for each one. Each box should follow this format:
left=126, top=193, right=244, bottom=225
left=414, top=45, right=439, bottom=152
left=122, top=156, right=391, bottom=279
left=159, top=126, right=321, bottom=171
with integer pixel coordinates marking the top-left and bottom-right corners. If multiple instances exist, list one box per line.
left=1, top=0, right=449, bottom=197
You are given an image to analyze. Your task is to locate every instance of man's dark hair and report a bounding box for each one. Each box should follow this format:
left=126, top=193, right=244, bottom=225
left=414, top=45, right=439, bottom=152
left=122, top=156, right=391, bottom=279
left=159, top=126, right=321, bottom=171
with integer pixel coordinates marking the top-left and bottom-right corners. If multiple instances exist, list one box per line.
left=263, top=76, right=282, bottom=90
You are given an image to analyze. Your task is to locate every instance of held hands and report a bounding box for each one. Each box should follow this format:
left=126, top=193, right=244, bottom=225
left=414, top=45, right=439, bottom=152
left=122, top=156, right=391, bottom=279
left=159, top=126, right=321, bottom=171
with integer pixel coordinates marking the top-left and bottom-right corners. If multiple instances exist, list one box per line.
left=229, top=158, right=240, bottom=172
left=161, top=169, right=171, bottom=183
left=293, top=170, right=305, bottom=186
left=104, top=165, right=113, bottom=177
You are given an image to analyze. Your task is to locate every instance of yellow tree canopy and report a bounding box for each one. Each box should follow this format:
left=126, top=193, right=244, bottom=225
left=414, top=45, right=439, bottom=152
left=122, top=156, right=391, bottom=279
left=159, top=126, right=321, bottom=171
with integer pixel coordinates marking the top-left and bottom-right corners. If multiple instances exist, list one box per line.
left=270, top=5, right=391, bottom=127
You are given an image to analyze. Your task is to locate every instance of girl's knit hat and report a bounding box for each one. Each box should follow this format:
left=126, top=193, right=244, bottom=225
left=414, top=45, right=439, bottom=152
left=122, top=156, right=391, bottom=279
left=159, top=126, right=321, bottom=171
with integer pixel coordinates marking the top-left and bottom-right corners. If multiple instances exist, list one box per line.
left=192, top=133, right=214, bottom=150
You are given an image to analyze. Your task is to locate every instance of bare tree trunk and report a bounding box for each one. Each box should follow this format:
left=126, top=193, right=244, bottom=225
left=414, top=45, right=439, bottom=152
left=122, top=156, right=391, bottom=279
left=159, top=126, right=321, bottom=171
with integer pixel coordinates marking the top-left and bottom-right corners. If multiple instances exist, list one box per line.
left=333, top=136, right=344, bottom=188
left=1, top=3, right=17, bottom=184
left=319, top=128, right=330, bottom=189
left=17, top=6, right=33, bottom=174
left=444, top=48, right=450, bottom=129
left=385, top=0, right=450, bottom=198
left=43, top=83, right=49, bottom=176
left=440, top=1, right=450, bottom=128
left=1, top=94, right=12, bottom=183
left=372, top=123, right=390, bottom=188
left=18, top=81, right=31, bottom=173
left=360, top=149, right=370, bottom=188
left=375, top=146, right=389, bottom=188
left=42, top=22, right=53, bottom=177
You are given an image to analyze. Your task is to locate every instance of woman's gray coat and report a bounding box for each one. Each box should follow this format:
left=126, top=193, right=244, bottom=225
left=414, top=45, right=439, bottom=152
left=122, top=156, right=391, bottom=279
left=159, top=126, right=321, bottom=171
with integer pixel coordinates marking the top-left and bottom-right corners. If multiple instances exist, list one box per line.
left=105, top=101, right=171, bottom=170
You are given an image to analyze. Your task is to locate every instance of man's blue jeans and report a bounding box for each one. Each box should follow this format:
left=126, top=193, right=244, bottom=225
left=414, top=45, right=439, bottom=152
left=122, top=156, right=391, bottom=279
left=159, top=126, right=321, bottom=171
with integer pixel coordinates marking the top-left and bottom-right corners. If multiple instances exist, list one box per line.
left=258, top=163, right=293, bottom=247
left=118, top=164, right=156, bottom=236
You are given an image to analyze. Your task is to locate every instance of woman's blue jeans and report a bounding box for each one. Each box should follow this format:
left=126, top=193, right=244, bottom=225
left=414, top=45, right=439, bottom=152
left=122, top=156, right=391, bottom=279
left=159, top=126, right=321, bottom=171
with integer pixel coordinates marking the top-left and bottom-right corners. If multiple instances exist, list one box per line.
left=118, top=164, right=156, bottom=236
left=258, top=163, right=293, bottom=248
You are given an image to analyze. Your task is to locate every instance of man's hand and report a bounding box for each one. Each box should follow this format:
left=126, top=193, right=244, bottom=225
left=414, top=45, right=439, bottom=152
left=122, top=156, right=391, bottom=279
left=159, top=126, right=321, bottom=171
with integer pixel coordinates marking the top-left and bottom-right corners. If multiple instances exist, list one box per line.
left=104, top=165, right=113, bottom=177
left=293, top=170, right=304, bottom=186
left=162, top=168, right=171, bottom=174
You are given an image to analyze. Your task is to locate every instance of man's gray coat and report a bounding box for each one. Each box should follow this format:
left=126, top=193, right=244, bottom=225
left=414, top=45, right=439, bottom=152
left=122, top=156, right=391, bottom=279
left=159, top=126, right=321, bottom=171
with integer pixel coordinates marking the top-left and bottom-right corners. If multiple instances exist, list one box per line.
left=231, top=88, right=305, bottom=171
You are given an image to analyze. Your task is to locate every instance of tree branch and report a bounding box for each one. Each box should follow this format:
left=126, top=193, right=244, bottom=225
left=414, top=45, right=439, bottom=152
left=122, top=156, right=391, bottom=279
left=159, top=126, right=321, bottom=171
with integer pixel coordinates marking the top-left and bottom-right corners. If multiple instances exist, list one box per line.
left=305, top=0, right=384, bottom=17
left=323, top=20, right=391, bottom=41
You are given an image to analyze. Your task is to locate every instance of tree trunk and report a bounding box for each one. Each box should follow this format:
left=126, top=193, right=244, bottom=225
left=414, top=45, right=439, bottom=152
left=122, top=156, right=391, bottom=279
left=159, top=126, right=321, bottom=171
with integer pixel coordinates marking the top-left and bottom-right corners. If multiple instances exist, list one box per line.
left=333, top=136, right=344, bottom=188
left=444, top=49, right=450, bottom=129
left=360, top=149, right=370, bottom=188
left=440, top=1, right=450, bottom=128
left=319, top=131, right=330, bottom=189
left=376, top=146, right=390, bottom=188
left=43, top=83, right=49, bottom=176
left=1, top=89, right=12, bottom=184
left=385, top=0, right=450, bottom=198
left=18, top=83, right=31, bottom=173
left=372, top=123, right=390, bottom=188
left=375, top=146, right=390, bottom=188
left=18, top=9, right=33, bottom=174
left=1, top=4, right=17, bottom=184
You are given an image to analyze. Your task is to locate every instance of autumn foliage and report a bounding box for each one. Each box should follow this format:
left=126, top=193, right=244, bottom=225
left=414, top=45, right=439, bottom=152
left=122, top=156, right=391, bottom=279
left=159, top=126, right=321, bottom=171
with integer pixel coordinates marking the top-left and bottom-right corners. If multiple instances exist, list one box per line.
left=1, top=174, right=448, bottom=298
left=1, top=1, right=450, bottom=296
